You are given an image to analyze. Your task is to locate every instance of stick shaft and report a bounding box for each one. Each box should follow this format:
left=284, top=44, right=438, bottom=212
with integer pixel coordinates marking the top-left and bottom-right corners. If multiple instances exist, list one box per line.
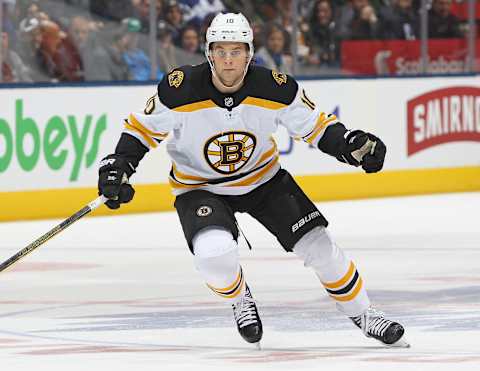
left=0, top=196, right=107, bottom=273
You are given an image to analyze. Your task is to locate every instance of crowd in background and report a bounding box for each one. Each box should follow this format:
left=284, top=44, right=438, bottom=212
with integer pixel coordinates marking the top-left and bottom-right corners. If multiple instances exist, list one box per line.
left=0, top=0, right=477, bottom=83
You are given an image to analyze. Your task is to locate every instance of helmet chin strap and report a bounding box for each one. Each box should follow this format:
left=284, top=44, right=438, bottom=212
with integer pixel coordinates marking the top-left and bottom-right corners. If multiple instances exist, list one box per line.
left=207, top=55, right=252, bottom=92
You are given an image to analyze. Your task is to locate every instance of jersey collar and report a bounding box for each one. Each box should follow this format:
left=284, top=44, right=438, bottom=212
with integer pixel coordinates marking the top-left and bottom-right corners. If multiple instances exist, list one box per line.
left=204, top=67, right=252, bottom=111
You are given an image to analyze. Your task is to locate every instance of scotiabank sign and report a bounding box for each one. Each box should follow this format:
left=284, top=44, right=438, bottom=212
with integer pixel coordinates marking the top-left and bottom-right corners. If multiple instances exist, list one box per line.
left=342, top=40, right=480, bottom=75
left=407, top=87, right=480, bottom=156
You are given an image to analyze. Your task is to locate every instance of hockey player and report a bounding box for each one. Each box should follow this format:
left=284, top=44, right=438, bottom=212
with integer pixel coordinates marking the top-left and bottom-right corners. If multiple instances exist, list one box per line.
left=98, top=13, right=407, bottom=348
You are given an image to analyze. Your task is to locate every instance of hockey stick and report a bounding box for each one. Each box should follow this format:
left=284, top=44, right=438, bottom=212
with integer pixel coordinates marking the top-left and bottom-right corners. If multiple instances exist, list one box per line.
left=0, top=195, right=108, bottom=273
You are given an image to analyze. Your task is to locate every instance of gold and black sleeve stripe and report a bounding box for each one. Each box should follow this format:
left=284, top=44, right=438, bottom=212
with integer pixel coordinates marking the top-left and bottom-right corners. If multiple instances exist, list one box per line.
left=303, top=113, right=338, bottom=144
left=301, top=89, right=316, bottom=110
left=124, top=114, right=169, bottom=148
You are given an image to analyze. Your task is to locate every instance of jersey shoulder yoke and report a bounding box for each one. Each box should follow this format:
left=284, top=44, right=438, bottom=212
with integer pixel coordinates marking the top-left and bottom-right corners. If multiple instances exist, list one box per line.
left=247, top=66, right=298, bottom=105
left=157, top=64, right=206, bottom=109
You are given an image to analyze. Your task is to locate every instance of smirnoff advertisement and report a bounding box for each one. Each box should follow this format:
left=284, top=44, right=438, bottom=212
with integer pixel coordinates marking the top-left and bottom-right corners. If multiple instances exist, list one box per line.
left=407, top=86, right=480, bottom=155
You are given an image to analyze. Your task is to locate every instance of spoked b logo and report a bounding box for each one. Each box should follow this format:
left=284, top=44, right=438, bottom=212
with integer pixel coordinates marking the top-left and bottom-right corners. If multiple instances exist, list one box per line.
left=196, top=206, right=212, bottom=217
left=204, top=131, right=256, bottom=174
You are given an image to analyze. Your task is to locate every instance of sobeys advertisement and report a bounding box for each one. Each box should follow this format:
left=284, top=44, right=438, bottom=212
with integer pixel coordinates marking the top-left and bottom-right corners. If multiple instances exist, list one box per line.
left=0, top=86, right=153, bottom=191
left=0, top=99, right=107, bottom=181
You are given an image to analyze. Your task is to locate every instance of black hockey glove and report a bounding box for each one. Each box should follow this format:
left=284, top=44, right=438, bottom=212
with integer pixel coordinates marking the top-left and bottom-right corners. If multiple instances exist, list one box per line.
left=98, top=154, right=136, bottom=209
left=340, top=130, right=386, bottom=173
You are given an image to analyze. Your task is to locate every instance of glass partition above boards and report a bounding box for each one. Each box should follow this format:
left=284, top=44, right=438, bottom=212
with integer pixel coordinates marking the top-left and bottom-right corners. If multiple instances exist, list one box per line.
left=0, top=0, right=478, bottom=84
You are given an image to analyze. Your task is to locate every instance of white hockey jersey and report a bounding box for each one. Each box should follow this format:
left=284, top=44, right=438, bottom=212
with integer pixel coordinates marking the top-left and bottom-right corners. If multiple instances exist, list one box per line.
left=123, top=63, right=339, bottom=196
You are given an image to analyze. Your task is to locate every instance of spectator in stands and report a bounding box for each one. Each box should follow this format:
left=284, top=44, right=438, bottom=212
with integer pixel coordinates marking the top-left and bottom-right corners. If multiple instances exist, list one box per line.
left=179, top=0, right=226, bottom=28
left=157, top=20, right=203, bottom=71
left=351, top=0, right=381, bottom=39
left=337, top=0, right=381, bottom=40
left=2, top=0, right=18, bottom=48
left=180, top=24, right=201, bottom=54
left=197, top=12, right=216, bottom=52
left=62, top=0, right=90, bottom=10
left=36, top=19, right=83, bottom=82
left=428, top=0, right=463, bottom=38
left=16, top=6, right=61, bottom=82
left=222, top=0, right=257, bottom=23
left=254, top=0, right=282, bottom=23
left=157, top=20, right=177, bottom=72
left=120, top=18, right=164, bottom=80
left=37, top=1, right=85, bottom=31
left=131, top=0, right=165, bottom=33
left=379, top=0, right=419, bottom=40
left=336, top=0, right=359, bottom=38
left=17, top=4, right=50, bottom=26
left=248, top=0, right=307, bottom=57
left=306, top=0, right=340, bottom=67
left=334, top=0, right=388, bottom=12
left=276, top=0, right=310, bottom=61
left=251, top=21, right=265, bottom=51
left=68, top=16, right=112, bottom=81
left=16, top=17, right=49, bottom=81
left=18, top=2, right=42, bottom=35
left=104, top=31, right=132, bottom=81
left=89, top=0, right=134, bottom=21
left=1, top=31, right=33, bottom=83
left=164, top=0, right=185, bottom=44
left=298, top=0, right=319, bottom=20
left=255, top=22, right=293, bottom=74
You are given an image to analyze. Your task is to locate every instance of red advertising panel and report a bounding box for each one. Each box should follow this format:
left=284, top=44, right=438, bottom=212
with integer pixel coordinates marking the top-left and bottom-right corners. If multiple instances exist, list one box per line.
left=341, top=39, right=480, bottom=75
left=406, top=87, right=480, bottom=156
left=451, top=2, right=480, bottom=20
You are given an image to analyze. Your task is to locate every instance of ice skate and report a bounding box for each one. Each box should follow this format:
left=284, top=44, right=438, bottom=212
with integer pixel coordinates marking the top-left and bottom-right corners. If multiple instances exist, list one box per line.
left=350, top=307, right=409, bottom=348
left=232, top=284, right=263, bottom=347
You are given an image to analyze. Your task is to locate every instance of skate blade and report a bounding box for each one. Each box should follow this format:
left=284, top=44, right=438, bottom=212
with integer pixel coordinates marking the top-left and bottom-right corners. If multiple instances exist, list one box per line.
left=254, top=341, right=262, bottom=350
left=386, top=338, right=410, bottom=348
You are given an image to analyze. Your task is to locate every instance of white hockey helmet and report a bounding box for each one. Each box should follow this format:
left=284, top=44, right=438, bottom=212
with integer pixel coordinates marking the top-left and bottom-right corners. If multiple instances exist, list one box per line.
left=205, top=12, right=254, bottom=61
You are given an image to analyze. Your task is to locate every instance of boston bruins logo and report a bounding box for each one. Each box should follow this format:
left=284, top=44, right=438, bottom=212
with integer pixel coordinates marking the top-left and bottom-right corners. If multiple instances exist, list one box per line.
left=196, top=206, right=212, bottom=217
left=204, top=131, right=256, bottom=175
left=272, top=70, right=287, bottom=85
left=168, top=70, right=184, bottom=88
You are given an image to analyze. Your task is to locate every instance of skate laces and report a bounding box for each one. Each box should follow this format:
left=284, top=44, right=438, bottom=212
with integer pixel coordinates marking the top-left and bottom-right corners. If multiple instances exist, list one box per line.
left=233, top=289, right=258, bottom=328
left=359, top=307, right=394, bottom=338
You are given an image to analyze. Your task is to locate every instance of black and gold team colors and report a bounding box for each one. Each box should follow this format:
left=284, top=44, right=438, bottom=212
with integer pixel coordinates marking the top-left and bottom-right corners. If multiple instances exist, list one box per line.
left=98, top=57, right=404, bottom=347
left=117, top=63, right=342, bottom=196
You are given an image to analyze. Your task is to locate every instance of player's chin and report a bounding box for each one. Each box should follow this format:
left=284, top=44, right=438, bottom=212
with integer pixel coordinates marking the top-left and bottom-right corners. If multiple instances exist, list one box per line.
left=221, top=77, right=239, bottom=86
left=224, top=73, right=242, bottom=83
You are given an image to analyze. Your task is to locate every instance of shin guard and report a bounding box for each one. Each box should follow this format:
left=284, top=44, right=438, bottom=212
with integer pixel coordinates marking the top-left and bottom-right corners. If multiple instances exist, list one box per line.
left=193, top=227, right=245, bottom=303
left=293, top=226, right=370, bottom=316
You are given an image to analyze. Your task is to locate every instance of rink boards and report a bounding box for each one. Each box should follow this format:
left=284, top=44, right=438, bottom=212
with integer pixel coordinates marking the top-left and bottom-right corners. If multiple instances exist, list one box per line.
left=1, top=75, right=479, bottom=220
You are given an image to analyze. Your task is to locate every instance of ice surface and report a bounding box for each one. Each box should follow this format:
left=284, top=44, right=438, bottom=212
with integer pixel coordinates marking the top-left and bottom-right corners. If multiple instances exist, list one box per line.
left=0, top=192, right=479, bottom=370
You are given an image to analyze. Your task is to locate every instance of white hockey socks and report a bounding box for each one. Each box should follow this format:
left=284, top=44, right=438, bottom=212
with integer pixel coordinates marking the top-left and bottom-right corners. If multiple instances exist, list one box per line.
left=193, top=227, right=245, bottom=304
left=293, top=226, right=370, bottom=317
